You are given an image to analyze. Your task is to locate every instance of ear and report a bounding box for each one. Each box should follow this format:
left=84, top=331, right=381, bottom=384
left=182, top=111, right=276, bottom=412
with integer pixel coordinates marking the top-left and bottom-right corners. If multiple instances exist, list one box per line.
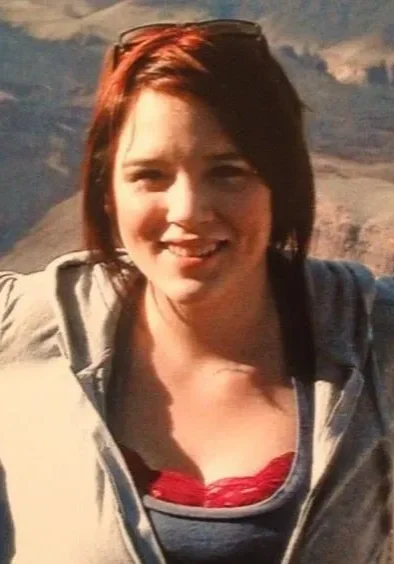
left=104, top=195, right=122, bottom=246
left=104, top=194, right=113, bottom=215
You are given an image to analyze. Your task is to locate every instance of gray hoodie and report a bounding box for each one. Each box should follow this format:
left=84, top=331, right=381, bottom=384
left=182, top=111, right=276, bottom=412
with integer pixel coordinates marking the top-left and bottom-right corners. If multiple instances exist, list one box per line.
left=0, top=251, right=393, bottom=563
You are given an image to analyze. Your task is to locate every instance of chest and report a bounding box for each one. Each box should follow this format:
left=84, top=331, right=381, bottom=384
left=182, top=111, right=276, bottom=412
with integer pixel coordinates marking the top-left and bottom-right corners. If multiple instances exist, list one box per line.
left=108, top=349, right=297, bottom=483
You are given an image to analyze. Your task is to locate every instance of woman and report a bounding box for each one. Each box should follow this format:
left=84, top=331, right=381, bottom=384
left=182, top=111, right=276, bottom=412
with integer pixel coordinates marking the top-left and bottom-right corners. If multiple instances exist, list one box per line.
left=0, top=19, right=393, bottom=564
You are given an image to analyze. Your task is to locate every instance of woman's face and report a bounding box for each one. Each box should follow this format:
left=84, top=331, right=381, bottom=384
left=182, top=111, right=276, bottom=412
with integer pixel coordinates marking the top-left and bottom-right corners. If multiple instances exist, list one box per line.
left=112, top=88, right=272, bottom=305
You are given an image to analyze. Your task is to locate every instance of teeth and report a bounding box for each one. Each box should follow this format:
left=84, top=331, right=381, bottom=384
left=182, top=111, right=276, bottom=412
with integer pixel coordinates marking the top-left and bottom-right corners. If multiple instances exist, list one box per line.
left=167, top=242, right=221, bottom=258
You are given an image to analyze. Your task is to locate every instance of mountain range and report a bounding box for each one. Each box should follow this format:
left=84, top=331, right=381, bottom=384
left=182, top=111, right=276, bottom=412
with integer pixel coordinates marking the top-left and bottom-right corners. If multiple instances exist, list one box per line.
left=0, top=0, right=393, bottom=274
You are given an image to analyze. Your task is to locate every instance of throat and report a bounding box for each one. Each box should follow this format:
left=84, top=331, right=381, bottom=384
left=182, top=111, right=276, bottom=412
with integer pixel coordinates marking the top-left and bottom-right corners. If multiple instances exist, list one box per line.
left=133, top=285, right=286, bottom=395
left=143, top=274, right=275, bottom=358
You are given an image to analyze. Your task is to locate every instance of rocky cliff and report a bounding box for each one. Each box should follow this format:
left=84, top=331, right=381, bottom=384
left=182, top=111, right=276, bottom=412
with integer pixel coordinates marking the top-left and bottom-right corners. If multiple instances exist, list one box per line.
left=0, top=1, right=393, bottom=275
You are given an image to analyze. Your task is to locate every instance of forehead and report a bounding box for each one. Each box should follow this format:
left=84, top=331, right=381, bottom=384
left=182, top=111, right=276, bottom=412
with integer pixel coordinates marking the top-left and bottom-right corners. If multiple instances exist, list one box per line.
left=117, top=88, right=237, bottom=160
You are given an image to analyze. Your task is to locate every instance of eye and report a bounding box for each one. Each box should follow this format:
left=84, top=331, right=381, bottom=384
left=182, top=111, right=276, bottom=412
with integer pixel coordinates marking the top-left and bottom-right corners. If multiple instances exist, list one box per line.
left=211, top=164, right=245, bottom=178
left=208, top=164, right=251, bottom=188
left=127, top=168, right=168, bottom=191
left=130, top=169, right=164, bottom=182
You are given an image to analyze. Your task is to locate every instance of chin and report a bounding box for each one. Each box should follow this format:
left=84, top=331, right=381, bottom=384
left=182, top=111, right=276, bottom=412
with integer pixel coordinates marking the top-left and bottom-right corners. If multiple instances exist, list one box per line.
left=156, top=278, right=222, bottom=307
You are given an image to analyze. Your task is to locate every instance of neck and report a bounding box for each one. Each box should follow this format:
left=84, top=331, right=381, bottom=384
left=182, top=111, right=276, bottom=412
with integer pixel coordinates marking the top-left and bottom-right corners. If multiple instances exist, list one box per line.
left=138, top=264, right=277, bottom=362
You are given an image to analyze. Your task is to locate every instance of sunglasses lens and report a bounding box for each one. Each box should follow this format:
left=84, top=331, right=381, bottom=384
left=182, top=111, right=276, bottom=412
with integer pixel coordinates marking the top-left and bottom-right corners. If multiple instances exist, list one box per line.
left=119, top=20, right=261, bottom=48
left=119, top=24, right=176, bottom=46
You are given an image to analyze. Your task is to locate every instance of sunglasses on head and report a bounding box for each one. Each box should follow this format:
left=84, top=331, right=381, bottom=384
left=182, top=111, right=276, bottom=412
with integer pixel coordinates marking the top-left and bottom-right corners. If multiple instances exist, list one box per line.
left=112, top=19, right=263, bottom=69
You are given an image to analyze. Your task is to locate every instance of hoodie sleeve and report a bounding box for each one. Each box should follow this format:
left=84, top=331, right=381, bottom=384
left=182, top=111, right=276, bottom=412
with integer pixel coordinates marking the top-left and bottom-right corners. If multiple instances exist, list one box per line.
left=372, top=275, right=394, bottom=418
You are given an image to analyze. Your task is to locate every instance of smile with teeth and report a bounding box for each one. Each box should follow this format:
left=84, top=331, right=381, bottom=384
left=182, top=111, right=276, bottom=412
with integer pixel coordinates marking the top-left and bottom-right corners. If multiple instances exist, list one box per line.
left=165, top=241, right=226, bottom=258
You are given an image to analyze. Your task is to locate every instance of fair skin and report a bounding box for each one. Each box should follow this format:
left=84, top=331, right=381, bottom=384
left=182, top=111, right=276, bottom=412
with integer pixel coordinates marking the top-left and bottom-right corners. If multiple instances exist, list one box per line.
left=110, top=88, right=296, bottom=484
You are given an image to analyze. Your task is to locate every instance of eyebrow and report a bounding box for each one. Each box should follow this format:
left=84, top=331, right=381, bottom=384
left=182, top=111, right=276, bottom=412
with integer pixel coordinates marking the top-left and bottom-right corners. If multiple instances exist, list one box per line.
left=207, top=152, right=245, bottom=163
left=122, top=151, right=244, bottom=169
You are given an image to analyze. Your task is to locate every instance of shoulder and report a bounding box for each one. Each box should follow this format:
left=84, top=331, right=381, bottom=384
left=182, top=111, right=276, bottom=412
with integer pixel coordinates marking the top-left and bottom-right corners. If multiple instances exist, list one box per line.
left=305, top=256, right=394, bottom=314
left=0, top=249, right=134, bottom=304
left=375, top=275, right=394, bottom=305
left=371, top=275, right=394, bottom=383
left=0, top=251, right=99, bottom=319
left=0, top=252, right=109, bottom=361
left=305, top=256, right=376, bottom=299
left=0, top=250, right=140, bottom=366
left=304, top=257, right=376, bottom=332
left=304, top=256, right=394, bottom=368
left=373, top=275, right=394, bottom=346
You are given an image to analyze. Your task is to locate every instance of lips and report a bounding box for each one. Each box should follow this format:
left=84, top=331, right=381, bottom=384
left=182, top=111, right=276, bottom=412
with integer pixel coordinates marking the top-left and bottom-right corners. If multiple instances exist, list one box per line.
left=167, top=242, right=222, bottom=258
left=160, top=239, right=228, bottom=258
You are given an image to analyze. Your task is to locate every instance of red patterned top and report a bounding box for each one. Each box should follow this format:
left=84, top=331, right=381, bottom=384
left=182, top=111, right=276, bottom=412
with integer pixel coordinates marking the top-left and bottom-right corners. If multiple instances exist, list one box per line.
left=119, top=445, right=295, bottom=508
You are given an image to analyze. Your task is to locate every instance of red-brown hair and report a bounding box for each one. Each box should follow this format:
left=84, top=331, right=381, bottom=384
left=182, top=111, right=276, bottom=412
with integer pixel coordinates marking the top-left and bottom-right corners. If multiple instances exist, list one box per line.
left=81, top=25, right=315, bottom=278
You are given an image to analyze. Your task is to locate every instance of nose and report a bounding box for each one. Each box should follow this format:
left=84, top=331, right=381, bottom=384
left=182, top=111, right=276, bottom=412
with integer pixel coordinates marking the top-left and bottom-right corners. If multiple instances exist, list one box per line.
left=166, top=173, right=214, bottom=226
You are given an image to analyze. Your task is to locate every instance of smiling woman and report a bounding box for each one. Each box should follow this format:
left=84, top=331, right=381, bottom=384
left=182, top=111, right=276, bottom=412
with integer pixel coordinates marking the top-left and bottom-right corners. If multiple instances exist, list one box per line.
left=82, top=21, right=314, bottom=275
left=0, top=19, right=394, bottom=564
left=112, top=88, right=272, bottom=307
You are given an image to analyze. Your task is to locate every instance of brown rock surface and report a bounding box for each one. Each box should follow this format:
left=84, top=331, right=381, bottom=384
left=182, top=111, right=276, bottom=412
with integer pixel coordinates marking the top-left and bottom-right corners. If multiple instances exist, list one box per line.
left=311, top=197, right=394, bottom=275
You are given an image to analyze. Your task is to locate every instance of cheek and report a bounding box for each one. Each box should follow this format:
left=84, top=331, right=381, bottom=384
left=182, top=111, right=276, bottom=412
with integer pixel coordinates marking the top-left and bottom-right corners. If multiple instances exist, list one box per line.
left=114, top=193, right=165, bottom=245
left=225, top=189, right=272, bottom=238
